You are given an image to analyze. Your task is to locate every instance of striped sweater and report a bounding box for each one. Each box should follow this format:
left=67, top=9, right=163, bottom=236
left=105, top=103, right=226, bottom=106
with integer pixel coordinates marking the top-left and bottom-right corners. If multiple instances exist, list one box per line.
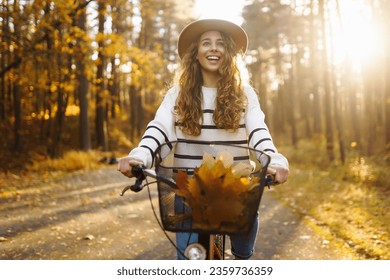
left=129, top=85, right=288, bottom=170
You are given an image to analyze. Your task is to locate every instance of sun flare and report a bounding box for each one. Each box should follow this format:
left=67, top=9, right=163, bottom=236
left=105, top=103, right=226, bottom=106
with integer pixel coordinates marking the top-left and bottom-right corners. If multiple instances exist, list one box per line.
left=329, top=0, right=382, bottom=71
left=194, top=0, right=246, bottom=24
left=194, top=0, right=382, bottom=73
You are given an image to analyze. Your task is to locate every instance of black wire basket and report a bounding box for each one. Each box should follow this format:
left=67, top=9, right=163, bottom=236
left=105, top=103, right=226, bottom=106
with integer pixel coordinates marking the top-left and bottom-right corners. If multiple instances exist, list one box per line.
left=154, top=141, right=271, bottom=236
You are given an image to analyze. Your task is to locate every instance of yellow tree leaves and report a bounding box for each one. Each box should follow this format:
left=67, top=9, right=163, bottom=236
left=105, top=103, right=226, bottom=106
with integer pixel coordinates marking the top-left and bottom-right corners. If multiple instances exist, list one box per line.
left=174, top=151, right=260, bottom=234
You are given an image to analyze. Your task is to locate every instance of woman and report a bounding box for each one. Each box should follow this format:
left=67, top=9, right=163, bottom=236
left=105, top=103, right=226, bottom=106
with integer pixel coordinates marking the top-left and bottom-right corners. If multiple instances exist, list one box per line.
left=117, top=19, right=289, bottom=259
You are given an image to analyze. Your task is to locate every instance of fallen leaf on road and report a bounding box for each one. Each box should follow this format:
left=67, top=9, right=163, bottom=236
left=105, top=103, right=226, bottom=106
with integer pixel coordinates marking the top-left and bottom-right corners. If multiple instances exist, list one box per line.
left=322, top=240, right=330, bottom=246
left=83, top=234, right=95, bottom=240
left=299, top=235, right=311, bottom=240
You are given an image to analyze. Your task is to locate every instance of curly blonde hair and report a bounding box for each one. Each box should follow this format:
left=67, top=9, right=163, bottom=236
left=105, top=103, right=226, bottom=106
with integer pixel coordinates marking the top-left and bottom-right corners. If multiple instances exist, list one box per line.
left=175, top=32, right=247, bottom=136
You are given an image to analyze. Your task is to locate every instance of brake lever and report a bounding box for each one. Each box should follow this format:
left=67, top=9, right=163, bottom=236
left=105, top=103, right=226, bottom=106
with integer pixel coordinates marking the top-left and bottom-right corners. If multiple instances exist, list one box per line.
left=120, top=178, right=145, bottom=196
left=265, top=174, right=277, bottom=189
left=120, top=185, right=131, bottom=196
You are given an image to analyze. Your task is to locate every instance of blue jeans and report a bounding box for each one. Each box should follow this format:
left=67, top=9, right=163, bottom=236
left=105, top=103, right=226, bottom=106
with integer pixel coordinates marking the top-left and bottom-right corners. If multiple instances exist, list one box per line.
left=176, top=212, right=259, bottom=260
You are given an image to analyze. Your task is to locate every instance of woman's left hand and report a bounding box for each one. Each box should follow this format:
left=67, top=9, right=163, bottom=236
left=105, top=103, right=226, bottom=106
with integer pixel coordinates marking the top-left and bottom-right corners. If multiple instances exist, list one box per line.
left=267, top=164, right=289, bottom=184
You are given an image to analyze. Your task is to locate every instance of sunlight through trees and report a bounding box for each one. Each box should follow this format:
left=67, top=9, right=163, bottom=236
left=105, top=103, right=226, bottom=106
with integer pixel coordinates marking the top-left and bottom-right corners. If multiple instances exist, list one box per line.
left=0, top=0, right=389, bottom=166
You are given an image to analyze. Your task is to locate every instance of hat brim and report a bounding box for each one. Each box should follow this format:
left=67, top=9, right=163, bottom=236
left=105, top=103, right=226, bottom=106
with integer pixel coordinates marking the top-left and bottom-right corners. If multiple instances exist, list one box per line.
left=177, top=19, right=248, bottom=59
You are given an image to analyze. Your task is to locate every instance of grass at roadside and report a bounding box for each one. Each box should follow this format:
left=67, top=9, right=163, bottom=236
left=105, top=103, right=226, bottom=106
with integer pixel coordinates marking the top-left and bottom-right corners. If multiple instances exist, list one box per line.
left=0, top=150, right=114, bottom=195
left=0, top=124, right=132, bottom=191
left=273, top=140, right=390, bottom=260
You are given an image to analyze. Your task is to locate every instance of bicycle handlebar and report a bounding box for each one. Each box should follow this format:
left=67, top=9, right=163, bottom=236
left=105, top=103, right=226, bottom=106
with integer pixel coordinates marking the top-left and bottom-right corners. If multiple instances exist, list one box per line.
left=120, top=164, right=277, bottom=196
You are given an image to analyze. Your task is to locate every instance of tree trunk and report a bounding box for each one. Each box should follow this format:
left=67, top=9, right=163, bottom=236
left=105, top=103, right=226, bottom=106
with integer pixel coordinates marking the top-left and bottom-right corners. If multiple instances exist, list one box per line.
left=331, top=0, right=346, bottom=163
left=385, top=59, right=390, bottom=152
left=289, top=54, right=298, bottom=147
left=12, top=0, right=22, bottom=151
left=109, top=58, right=118, bottom=119
left=78, top=61, right=91, bottom=151
left=310, top=0, right=321, bottom=135
left=49, top=52, right=71, bottom=158
left=383, top=0, right=390, bottom=152
left=0, top=0, right=8, bottom=121
left=348, top=74, right=361, bottom=149
left=273, top=48, right=286, bottom=135
left=129, top=85, right=136, bottom=141
left=12, top=79, right=22, bottom=151
left=76, top=1, right=91, bottom=151
left=363, top=64, right=376, bottom=156
left=95, top=0, right=108, bottom=151
left=319, top=0, right=334, bottom=161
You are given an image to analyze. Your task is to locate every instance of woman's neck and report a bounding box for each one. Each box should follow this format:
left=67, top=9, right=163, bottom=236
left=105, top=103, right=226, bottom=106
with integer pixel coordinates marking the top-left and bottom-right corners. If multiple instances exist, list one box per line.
left=201, top=71, right=220, bottom=88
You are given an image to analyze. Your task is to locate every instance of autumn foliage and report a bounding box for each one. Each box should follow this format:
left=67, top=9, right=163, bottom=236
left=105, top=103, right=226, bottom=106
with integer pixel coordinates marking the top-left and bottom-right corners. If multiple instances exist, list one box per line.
left=173, top=151, right=261, bottom=234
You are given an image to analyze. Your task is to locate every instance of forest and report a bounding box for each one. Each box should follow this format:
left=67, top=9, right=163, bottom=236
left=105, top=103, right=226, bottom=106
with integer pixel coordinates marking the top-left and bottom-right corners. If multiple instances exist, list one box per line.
left=1, top=0, right=389, bottom=168
left=0, top=0, right=389, bottom=260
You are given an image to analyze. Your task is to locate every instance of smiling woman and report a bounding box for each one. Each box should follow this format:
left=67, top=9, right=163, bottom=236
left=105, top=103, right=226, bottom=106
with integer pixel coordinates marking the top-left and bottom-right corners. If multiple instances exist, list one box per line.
left=194, top=0, right=246, bottom=24
left=117, top=17, right=289, bottom=260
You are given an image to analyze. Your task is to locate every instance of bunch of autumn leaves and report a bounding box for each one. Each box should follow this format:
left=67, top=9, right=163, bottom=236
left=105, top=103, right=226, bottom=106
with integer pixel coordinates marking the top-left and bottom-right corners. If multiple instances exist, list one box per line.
left=174, top=151, right=261, bottom=233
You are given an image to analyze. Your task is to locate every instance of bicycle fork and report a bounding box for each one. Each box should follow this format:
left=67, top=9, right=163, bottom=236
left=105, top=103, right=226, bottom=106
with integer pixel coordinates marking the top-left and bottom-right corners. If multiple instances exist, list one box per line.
left=185, top=234, right=225, bottom=260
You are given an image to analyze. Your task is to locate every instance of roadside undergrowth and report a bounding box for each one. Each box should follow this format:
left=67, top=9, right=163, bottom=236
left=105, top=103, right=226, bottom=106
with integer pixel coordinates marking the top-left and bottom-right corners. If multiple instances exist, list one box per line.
left=0, top=150, right=115, bottom=195
left=272, top=140, right=390, bottom=260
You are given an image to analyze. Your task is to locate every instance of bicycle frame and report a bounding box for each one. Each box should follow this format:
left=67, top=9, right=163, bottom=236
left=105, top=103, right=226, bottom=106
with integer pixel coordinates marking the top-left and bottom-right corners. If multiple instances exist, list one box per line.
left=203, top=234, right=225, bottom=260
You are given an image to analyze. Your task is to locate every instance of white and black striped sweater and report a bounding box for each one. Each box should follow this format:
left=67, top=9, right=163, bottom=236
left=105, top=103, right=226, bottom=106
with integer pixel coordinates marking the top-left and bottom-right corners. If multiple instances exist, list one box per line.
left=129, top=85, right=288, bottom=170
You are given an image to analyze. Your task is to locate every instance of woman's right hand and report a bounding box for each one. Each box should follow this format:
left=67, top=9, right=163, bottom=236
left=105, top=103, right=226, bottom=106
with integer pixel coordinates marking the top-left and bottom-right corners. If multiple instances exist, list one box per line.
left=117, top=156, right=144, bottom=178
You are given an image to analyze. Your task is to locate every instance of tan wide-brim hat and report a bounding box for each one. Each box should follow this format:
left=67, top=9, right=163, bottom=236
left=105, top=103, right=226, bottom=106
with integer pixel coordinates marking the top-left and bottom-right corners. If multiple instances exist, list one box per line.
left=177, top=19, right=248, bottom=59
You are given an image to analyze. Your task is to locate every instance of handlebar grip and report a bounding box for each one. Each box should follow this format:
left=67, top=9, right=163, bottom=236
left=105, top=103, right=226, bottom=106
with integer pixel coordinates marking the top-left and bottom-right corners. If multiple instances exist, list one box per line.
left=120, top=164, right=147, bottom=195
left=131, top=164, right=146, bottom=179
left=265, top=174, right=277, bottom=188
left=130, top=164, right=146, bottom=192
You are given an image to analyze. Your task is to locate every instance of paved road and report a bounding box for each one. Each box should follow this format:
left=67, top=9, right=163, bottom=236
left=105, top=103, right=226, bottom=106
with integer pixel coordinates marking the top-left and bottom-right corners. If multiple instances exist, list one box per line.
left=0, top=167, right=349, bottom=260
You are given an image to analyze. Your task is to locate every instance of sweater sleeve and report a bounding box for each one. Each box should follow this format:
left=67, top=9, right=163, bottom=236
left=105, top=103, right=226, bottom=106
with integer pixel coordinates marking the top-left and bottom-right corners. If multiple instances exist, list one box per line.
left=128, top=87, right=178, bottom=168
left=245, top=86, right=289, bottom=168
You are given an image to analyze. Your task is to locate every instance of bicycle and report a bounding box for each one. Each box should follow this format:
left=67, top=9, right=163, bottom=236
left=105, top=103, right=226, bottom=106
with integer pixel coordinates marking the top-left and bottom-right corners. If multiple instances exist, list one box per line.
left=120, top=140, right=274, bottom=260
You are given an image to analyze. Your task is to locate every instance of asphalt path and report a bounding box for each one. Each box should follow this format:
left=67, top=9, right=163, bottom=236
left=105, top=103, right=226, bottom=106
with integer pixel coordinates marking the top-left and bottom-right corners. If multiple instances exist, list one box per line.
left=0, top=167, right=347, bottom=260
